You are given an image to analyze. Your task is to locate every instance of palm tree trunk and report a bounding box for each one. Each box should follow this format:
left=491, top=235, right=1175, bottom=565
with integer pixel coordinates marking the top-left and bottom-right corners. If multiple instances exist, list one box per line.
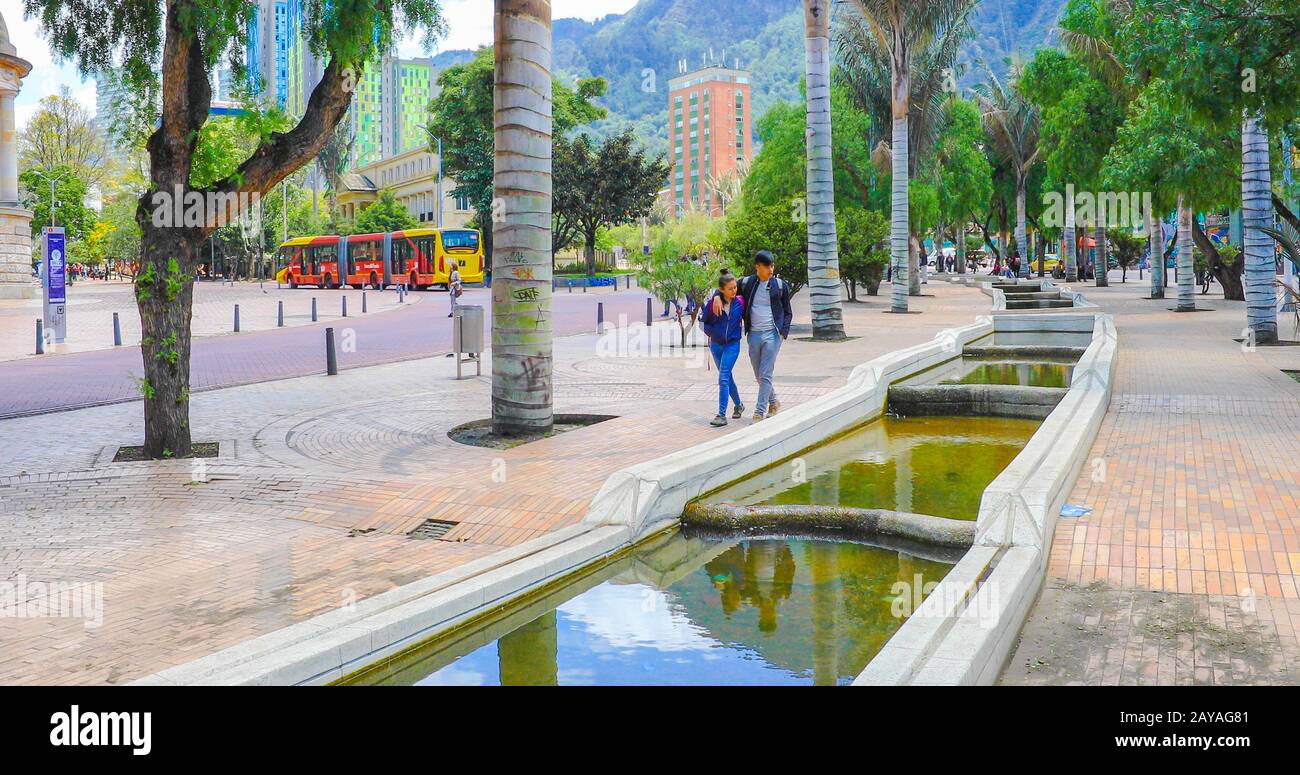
left=1176, top=194, right=1194, bottom=311
left=909, top=232, right=921, bottom=295
left=1242, top=113, right=1278, bottom=342
left=1015, top=176, right=1029, bottom=278
left=804, top=0, right=844, bottom=339
left=889, top=44, right=910, bottom=313
left=1094, top=222, right=1109, bottom=287
left=957, top=221, right=967, bottom=274
left=492, top=0, right=554, bottom=436
left=934, top=223, right=944, bottom=272
left=1147, top=206, right=1164, bottom=299
left=1064, top=186, right=1077, bottom=282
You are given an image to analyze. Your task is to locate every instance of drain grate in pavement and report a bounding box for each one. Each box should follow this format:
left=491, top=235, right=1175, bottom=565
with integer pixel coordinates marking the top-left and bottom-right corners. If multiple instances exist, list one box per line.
left=409, top=519, right=458, bottom=540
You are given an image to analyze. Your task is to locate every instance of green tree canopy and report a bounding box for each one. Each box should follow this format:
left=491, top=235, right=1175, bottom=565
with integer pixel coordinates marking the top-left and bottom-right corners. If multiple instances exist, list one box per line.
left=722, top=200, right=808, bottom=293
left=742, top=81, right=879, bottom=211
left=428, top=46, right=608, bottom=262
left=19, top=165, right=94, bottom=240
left=354, top=190, right=419, bottom=235
left=553, top=129, right=668, bottom=274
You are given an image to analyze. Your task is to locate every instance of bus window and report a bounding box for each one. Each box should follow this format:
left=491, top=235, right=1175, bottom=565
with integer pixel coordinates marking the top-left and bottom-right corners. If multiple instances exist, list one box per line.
left=416, top=237, right=436, bottom=273
left=350, top=239, right=380, bottom=263
left=441, top=230, right=479, bottom=251
left=392, top=238, right=411, bottom=274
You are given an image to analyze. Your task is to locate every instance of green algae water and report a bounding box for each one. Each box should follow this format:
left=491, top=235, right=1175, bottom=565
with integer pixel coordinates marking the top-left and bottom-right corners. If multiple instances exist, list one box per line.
left=343, top=531, right=953, bottom=686
left=941, top=360, right=1073, bottom=388
left=897, top=356, right=1075, bottom=388
left=705, top=415, right=1040, bottom=520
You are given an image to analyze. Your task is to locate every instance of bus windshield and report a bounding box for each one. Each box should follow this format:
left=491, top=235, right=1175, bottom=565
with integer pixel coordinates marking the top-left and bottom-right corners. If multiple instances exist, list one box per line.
left=441, top=230, right=479, bottom=251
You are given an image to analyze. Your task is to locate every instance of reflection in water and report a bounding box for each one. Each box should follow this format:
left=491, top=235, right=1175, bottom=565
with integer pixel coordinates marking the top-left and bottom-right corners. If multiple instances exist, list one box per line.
left=374, top=533, right=951, bottom=686
left=706, top=416, right=1041, bottom=520
left=498, top=610, right=558, bottom=686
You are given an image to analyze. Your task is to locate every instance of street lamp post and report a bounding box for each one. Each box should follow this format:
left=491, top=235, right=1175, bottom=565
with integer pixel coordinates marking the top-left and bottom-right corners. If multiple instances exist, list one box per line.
left=420, top=125, right=445, bottom=227
left=433, top=134, right=443, bottom=228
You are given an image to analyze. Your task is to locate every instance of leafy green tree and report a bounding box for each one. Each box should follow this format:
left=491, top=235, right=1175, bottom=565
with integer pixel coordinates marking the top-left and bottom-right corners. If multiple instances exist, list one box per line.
left=26, top=0, right=447, bottom=457
left=935, top=98, right=992, bottom=274
left=1109, top=229, right=1145, bottom=282
left=634, top=215, right=726, bottom=346
left=837, top=206, right=889, bottom=299
left=743, top=84, right=879, bottom=212
left=354, top=190, right=418, bottom=235
left=1099, top=80, right=1241, bottom=300
left=19, top=165, right=94, bottom=240
left=428, top=46, right=607, bottom=269
left=722, top=200, right=808, bottom=293
left=1129, top=0, right=1300, bottom=340
left=18, top=85, right=109, bottom=189
left=553, top=130, right=668, bottom=275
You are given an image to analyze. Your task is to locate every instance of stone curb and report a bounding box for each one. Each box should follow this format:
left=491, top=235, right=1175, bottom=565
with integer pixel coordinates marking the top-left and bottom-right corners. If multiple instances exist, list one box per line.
left=680, top=502, right=976, bottom=547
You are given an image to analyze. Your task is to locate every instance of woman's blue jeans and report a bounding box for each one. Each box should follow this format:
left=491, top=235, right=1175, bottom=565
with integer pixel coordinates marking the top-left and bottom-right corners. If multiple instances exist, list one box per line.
left=710, top=339, right=742, bottom=416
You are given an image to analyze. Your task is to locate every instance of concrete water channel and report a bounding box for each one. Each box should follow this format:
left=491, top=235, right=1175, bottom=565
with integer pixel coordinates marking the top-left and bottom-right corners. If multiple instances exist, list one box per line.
left=338, top=278, right=1096, bottom=686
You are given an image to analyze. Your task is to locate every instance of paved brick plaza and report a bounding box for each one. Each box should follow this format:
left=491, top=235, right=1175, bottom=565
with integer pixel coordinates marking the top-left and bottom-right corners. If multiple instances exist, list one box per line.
left=1003, top=280, right=1300, bottom=685
left=0, top=281, right=987, bottom=684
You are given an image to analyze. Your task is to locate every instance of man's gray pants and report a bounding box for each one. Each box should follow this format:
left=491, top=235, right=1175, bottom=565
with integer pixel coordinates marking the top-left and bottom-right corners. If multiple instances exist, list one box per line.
left=747, top=328, right=782, bottom=416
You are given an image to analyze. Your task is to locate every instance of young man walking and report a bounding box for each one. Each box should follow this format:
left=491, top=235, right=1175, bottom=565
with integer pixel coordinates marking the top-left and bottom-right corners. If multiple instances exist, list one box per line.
left=715, top=249, right=793, bottom=422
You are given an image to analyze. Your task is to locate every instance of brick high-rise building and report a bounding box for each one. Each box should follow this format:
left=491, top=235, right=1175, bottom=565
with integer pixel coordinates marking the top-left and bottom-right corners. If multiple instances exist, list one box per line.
left=667, top=64, right=753, bottom=216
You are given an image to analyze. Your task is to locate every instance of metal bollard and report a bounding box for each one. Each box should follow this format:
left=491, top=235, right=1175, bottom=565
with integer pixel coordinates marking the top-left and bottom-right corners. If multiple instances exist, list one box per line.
left=362, top=292, right=367, bottom=314
left=35, top=318, right=44, bottom=355
left=626, top=274, right=631, bottom=290
left=646, top=297, right=652, bottom=328
left=568, top=282, right=572, bottom=294
left=342, top=296, right=348, bottom=317
left=325, top=327, right=338, bottom=375
left=112, top=312, right=122, bottom=346
left=398, top=285, right=405, bottom=303
left=311, top=297, right=318, bottom=322
left=234, top=304, right=240, bottom=332
left=597, top=302, right=604, bottom=331
left=582, top=283, right=587, bottom=294
left=277, top=300, right=284, bottom=327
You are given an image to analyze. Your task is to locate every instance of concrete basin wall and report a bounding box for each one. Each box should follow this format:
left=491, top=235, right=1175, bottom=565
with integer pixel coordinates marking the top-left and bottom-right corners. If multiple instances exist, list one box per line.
left=854, top=311, right=1117, bottom=685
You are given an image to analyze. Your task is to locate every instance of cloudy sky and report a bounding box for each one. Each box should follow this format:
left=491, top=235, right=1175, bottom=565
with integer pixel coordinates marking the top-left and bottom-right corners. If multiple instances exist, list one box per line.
left=5, top=0, right=638, bottom=130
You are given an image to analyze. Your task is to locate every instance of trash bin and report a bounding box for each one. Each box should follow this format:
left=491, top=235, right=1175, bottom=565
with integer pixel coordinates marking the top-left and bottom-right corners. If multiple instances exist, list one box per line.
left=453, top=304, right=483, bottom=378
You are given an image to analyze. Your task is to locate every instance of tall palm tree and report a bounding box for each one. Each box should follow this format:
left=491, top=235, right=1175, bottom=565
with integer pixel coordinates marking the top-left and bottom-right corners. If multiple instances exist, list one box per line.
left=1145, top=207, right=1163, bottom=299
left=977, top=67, right=1040, bottom=280
left=1175, top=194, right=1194, bottom=311
left=804, top=0, right=844, bottom=339
left=492, top=0, right=554, bottom=436
left=1241, top=113, right=1277, bottom=343
left=841, top=0, right=976, bottom=312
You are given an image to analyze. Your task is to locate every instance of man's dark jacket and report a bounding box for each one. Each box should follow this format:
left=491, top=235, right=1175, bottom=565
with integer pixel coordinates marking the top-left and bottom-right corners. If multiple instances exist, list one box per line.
left=737, top=274, right=793, bottom=338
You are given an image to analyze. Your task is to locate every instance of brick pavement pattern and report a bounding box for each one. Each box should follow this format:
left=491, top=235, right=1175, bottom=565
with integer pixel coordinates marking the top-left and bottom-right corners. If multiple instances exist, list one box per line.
left=1002, top=280, right=1300, bottom=685
left=0, top=281, right=988, bottom=684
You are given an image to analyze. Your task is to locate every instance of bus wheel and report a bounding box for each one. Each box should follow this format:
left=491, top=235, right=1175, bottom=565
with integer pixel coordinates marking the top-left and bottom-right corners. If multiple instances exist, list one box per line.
left=321, top=274, right=331, bottom=288
left=369, top=273, right=380, bottom=289
left=409, top=274, right=421, bottom=291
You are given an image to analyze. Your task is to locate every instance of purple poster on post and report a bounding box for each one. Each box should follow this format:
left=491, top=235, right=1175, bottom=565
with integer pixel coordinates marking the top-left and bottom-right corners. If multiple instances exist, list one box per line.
left=46, top=230, right=66, bottom=304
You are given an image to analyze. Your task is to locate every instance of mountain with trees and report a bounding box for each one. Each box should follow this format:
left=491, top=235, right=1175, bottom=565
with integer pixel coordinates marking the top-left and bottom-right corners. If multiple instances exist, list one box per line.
left=434, top=0, right=1067, bottom=157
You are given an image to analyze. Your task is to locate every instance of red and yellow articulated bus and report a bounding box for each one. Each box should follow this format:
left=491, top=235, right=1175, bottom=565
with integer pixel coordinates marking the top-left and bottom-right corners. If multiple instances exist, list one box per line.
left=276, top=228, right=485, bottom=290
